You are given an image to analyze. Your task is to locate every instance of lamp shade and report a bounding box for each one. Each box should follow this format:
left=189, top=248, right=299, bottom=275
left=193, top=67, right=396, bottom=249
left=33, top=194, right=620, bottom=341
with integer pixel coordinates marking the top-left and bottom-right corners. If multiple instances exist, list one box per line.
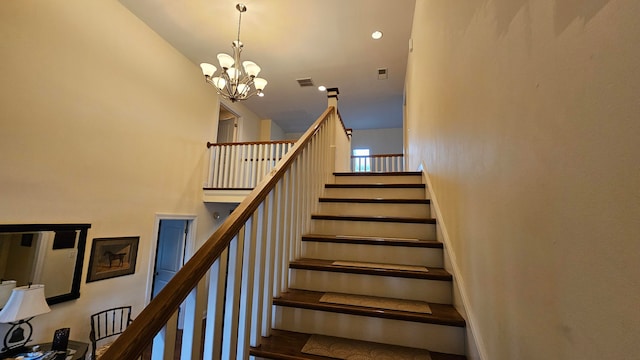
left=0, top=281, right=16, bottom=309
left=200, top=63, right=217, bottom=77
left=253, top=78, right=268, bottom=91
left=242, top=61, right=261, bottom=78
left=226, top=67, right=239, bottom=81
left=217, top=53, right=235, bottom=69
left=212, top=77, right=226, bottom=90
left=236, top=83, right=249, bottom=96
left=0, top=285, right=50, bottom=323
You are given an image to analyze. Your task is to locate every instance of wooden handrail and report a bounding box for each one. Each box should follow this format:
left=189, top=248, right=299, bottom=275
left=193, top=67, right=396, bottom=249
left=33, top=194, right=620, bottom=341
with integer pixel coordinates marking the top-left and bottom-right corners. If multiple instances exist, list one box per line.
left=351, top=153, right=404, bottom=158
left=102, top=106, right=336, bottom=360
left=207, top=140, right=296, bottom=148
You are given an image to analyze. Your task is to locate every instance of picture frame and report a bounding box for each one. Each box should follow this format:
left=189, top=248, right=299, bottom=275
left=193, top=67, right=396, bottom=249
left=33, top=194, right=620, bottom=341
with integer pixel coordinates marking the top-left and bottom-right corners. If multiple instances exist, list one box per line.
left=86, top=236, right=139, bottom=283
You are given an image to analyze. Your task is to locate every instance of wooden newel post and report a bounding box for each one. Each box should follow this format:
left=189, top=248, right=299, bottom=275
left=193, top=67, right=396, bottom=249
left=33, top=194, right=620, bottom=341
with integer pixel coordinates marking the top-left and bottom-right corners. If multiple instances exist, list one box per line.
left=327, top=87, right=339, bottom=108
left=325, top=87, right=351, bottom=172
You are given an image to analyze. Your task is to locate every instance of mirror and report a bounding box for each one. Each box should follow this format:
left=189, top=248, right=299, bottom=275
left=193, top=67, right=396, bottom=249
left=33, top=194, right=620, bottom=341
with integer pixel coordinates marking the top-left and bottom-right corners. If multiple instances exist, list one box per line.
left=0, top=224, right=90, bottom=306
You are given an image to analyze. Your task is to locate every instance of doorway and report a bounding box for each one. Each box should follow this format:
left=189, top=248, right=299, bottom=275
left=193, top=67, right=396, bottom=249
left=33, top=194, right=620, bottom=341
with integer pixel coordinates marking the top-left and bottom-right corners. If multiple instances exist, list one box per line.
left=217, top=104, right=238, bottom=143
left=151, top=219, right=188, bottom=299
left=148, top=215, right=197, bottom=324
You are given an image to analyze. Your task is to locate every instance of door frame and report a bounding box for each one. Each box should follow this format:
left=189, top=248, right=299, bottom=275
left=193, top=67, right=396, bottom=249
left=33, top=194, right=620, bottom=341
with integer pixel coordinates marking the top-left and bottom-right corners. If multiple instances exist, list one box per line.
left=145, top=213, right=198, bottom=304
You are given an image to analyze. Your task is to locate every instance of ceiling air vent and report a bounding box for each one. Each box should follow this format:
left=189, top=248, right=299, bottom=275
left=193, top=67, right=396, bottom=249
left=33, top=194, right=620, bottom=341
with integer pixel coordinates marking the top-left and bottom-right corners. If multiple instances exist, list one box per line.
left=377, top=68, right=388, bottom=80
left=296, top=78, right=315, bottom=87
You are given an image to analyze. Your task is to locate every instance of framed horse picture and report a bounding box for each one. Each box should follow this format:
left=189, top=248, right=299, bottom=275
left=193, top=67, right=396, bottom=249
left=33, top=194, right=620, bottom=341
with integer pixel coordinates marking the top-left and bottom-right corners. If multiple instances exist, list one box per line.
left=86, top=236, right=139, bottom=282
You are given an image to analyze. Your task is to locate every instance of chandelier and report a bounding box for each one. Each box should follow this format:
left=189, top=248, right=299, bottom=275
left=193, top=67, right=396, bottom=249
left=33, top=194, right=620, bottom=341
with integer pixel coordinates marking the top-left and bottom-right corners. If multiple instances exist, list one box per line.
left=200, top=3, right=267, bottom=102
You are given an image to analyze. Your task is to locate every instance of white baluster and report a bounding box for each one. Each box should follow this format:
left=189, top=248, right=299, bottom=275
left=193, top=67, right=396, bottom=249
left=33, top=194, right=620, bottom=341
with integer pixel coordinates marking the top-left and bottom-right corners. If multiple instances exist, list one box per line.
left=272, top=181, right=284, bottom=298
left=237, top=215, right=257, bottom=360
left=237, top=144, right=244, bottom=188
left=179, top=282, right=203, bottom=360
left=229, top=145, right=242, bottom=188
left=222, top=145, right=231, bottom=188
left=281, top=170, right=292, bottom=290
left=220, top=231, right=244, bottom=359
left=203, top=249, right=228, bottom=360
left=250, top=144, right=259, bottom=187
left=262, top=190, right=277, bottom=336
left=151, top=310, right=178, bottom=360
left=249, top=203, right=267, bottom=347
left=211, top=146, right=221, bottom=188
left=257, top=143, right=265, bottom=181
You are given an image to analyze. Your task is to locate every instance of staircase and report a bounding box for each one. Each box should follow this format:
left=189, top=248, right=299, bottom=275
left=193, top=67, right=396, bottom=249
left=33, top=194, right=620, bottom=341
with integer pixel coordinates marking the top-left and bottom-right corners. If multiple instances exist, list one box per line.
left=250, top=171, right=467, bottom=359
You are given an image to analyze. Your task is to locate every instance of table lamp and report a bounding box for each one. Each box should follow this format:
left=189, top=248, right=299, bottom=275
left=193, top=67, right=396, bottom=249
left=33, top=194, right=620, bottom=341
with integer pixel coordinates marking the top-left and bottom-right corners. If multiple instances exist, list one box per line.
left=0, top=284, right=51, bottom=357
left=0, top=281, right=16, bottom=309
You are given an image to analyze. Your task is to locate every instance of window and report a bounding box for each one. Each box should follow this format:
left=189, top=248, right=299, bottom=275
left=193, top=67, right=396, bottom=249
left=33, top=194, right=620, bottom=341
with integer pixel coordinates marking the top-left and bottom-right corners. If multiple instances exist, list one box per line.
left=352, top=148, right=371, bottom=172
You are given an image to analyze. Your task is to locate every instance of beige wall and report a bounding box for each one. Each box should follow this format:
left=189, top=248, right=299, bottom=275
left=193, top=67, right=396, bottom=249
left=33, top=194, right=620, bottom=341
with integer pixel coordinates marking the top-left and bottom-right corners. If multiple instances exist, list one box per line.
left=270, top=120, right=286, bottom=141
left=406, top=0, right=640, bottom=359
left=351, top=128, right=403, bottom=155
left=259, top=119, right=286, bottom=141
left=0, top=0, right=224, bottom=344
left=221, top=99, right=262, bottom=142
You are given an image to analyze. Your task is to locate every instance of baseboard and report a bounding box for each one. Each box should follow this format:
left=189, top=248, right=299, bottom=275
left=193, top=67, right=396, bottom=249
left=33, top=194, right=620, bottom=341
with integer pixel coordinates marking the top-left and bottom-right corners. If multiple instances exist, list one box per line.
left=418, top=162, right=487, bottom=360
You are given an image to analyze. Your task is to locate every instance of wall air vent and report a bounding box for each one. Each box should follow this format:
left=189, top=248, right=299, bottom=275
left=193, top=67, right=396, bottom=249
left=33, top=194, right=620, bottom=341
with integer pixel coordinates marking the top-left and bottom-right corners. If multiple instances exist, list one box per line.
left=296, top=78, right=315, bottom=87
left=377, top=68, right=388, bottom=80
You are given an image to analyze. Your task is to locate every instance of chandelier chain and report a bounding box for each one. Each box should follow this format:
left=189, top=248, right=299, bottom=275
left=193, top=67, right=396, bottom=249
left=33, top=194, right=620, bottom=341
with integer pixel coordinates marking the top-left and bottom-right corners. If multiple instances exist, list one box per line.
left=236, top=8, right=242, bottom=45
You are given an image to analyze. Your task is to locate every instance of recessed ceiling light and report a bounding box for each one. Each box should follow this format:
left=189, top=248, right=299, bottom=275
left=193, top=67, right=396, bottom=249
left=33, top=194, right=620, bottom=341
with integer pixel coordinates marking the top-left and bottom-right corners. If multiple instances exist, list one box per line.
left=318, top=85, right=327, bottom=92
left=372, top=31, right=383, bottom=40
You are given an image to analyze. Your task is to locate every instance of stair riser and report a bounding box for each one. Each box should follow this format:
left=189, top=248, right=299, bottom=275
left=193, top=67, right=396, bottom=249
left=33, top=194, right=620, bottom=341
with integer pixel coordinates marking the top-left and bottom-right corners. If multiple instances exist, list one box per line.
left=301, top=242, right=444, bottom=268
left=334, top=175, right=423, bottom=185
left=324, top=187, right=427, bottom=199
left=273, top=307, right=465, bottom=355
left=311, top=219, right=436, bottom=240
left=289, top=269, right=452, bottom=304
left=317, top=202, right=431, bottom=218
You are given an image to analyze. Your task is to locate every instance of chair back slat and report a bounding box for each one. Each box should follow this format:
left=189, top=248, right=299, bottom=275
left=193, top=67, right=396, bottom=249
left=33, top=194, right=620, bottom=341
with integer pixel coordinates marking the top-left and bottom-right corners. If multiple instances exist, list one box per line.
left=90, top=306, right=133, bottom=360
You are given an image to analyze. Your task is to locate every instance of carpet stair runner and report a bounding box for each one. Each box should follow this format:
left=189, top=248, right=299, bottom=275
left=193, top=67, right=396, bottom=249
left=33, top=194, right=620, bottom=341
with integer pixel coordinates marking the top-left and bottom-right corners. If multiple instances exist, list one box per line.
left=249, top=172, right=467, bottom=359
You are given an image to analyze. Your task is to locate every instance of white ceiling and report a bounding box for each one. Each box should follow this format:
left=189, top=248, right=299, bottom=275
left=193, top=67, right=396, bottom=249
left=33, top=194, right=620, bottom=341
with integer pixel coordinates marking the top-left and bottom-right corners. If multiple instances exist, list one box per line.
left=119, top=0, right=416, bottom=133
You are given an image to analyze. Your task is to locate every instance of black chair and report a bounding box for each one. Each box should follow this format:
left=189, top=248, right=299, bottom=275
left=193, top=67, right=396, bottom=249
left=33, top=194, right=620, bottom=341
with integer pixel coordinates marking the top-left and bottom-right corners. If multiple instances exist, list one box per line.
left=89, top=306, right=133, bottom=360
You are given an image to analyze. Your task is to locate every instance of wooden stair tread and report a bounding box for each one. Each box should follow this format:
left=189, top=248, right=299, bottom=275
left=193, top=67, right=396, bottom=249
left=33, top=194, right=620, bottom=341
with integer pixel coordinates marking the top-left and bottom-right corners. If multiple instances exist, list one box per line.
left=290, top=258, right=452, bottom=281
left=275, top=289, right=465, bottom=327
left=334, top=171, right=423, bottom=176
left=302, top=234, right=443, bottom=248
left=319, top=197, right=431, bottom=204
left=250, top=329, right=467, bottom=360
left=311, top=214, right=436, bottom=224
left=326, top=183, right=425, bottom=188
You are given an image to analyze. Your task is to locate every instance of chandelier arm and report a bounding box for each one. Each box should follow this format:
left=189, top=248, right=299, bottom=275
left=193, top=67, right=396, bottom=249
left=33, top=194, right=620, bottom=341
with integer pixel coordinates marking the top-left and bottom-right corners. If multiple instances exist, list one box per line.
left=221, top=72, right=236, bottom=100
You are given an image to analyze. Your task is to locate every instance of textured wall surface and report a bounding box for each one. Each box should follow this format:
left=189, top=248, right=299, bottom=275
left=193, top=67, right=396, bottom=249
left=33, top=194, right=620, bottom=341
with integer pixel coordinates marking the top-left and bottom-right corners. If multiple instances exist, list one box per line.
left=406, top=0, right=640, bottom=359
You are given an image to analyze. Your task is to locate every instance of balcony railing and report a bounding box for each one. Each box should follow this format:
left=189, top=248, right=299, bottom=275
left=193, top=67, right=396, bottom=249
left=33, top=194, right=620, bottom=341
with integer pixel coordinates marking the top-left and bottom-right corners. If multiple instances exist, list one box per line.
left=206, top=141, right=296, bottom=189
left=351, top=153, right=404, bottom=172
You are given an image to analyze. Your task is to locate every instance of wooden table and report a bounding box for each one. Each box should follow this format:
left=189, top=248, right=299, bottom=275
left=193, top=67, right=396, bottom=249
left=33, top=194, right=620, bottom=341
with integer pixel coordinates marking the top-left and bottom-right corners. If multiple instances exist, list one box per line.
left=35, top=340, right=88, bottom=360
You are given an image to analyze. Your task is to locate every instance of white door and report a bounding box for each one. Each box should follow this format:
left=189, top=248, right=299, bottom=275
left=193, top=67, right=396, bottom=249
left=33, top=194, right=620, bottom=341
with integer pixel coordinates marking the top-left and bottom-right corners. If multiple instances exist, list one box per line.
left=217, top=118, right=237, bottom=143
left=152, top=220, right=187, bottom=298
left=217, top=105, right=238, bottom=143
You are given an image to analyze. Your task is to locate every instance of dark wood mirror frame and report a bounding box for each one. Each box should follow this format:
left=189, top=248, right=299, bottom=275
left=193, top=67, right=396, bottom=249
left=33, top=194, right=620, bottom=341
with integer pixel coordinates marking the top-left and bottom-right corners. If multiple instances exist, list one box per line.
left=0, top=223, right=91, bottom=305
